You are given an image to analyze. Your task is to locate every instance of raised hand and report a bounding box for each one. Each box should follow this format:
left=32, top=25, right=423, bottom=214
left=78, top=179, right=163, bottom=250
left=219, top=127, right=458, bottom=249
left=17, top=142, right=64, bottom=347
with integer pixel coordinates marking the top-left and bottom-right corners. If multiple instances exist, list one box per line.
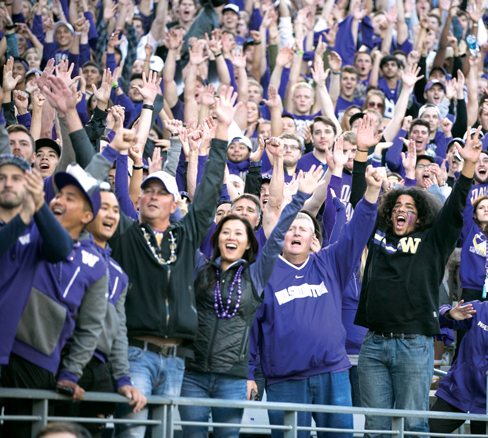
left=332, top=136, right=349, bottom=172
left=297, top=165, right=325, bottom=194
left=3, top=57, right=21, bottom=92
left=401, top=62, right=423, bottom=89
left=250, top=136, right=266, bottom=162
left=134, top=70, right=161, bottom=105
left=148, top=147, right=163, bottom=174
left=441, top=118, right=453, bottom=137
left=91, top=68, right=114, bottom=109
left=401, top=138, right=417, bottom=176
left=266, top=137, right=284, bottom=158
left=355, top=113, right=379, bottom=151
left=55, top=59, right=77, bottom=88
left=327, top=51, right=342, bottom=73
left=200, top=84, right=216, bottom=107
left=31, top=88, right=46, bottom=110
left=275, top=47, right=294, bottom=68
left=458, top=126, right=482, bottom=165
left=311, top=55, right=328, bottom=85
left=214, top=85, right=241, bottom=126
left=263, top=85, right=282, bottom=109
left=13, top=90, right=29, bottom=114
left=36, top=58, right=55, bottom=90
left=112, top=128, right=137, bottom=154
left=364, top=165, right=386, bottom=190
left=189, top=39, right=209, bottom=66
left=107, top=30, right=121, bottom=51
left=165, top=119, right=184, bottom=136
left=39, top=76, right=78, bottom=115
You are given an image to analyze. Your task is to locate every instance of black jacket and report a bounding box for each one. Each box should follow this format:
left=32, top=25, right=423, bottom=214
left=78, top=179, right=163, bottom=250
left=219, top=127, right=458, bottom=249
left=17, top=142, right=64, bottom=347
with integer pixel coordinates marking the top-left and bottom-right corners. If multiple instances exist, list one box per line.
left=355, top=175, right=472, bottom=336
left=109, top=139, right=227, bottom=341
left=187, top=261, right=261, bottom=378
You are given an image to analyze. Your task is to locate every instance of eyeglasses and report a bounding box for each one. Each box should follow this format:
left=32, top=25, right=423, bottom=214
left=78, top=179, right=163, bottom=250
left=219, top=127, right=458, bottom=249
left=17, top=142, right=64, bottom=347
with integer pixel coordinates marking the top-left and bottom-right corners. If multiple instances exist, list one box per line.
left=368, top=101, right=384, bottom=109
left=416, top=163, right=432, bottom=169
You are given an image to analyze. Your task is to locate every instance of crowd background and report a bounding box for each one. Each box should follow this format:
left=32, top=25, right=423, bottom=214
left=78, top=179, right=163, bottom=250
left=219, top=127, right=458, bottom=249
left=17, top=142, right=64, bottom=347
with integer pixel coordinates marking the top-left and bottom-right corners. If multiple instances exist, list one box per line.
left=0, top=0, right=487, bottom=437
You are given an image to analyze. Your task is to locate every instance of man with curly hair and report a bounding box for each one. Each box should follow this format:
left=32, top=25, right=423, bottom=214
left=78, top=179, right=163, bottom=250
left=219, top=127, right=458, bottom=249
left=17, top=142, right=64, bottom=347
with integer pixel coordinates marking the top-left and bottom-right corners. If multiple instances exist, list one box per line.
left=353, top=118, right=483, bottom=438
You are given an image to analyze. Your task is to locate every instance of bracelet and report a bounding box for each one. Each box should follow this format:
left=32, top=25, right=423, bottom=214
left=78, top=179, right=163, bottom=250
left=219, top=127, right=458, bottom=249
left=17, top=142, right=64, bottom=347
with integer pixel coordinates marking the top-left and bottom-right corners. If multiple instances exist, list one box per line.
left=142, top=104, right=154, bottom=111
left=214, top=52, right=223, bottom=57
left=132, top=165, right=144, bottom=170
left=296, top=49, right=304, bottom=56
left=357, top=148, right=370, bottom=153
left=112, top=82, right=119, bottom=89
left=5, top=24, right=15, bottom=30
left=331, top=71, right=341, bottom=75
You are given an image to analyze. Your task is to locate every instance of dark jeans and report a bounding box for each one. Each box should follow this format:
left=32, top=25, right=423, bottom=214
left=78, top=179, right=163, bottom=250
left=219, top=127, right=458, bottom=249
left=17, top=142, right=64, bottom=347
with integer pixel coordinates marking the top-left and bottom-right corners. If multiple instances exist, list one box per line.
left=430, top=397, right=487, bottom=435
left=0, top=354, right=56, bottom=438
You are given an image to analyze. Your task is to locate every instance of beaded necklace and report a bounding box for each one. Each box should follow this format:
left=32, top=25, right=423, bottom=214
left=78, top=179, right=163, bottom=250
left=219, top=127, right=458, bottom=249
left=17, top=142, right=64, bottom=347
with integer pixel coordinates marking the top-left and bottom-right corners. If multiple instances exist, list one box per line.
left=141, top=225, right=178, bottom=265
left=214, top=265, right=244, bottom=319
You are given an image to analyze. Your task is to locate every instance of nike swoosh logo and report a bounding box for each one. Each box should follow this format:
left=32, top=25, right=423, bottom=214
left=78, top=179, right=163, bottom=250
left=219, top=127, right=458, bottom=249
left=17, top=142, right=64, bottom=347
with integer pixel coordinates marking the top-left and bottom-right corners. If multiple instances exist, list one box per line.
left=295, top=275, right=304, bottom=279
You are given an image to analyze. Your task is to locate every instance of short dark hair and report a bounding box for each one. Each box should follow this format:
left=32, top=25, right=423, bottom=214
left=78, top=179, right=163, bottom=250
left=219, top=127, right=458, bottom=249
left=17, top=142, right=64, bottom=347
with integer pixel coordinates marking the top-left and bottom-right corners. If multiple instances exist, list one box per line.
left=311, top=116, right=337, bottom=136
left=378, top=187, right=442, bottom=234
left=409, top=118, right=431, bottom=135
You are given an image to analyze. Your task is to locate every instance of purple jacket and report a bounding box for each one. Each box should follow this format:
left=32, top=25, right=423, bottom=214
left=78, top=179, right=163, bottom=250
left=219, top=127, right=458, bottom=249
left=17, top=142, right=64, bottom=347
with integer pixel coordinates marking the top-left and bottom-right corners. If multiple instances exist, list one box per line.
left=12, top=232, right=108, bottom=383
left=436, top=301, right=488, bottom=413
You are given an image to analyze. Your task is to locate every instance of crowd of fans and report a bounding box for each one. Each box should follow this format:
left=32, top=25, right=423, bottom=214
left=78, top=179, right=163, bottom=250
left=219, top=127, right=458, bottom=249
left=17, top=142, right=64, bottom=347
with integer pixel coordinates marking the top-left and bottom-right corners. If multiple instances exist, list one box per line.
left=0, top=0, right=487, bottom=437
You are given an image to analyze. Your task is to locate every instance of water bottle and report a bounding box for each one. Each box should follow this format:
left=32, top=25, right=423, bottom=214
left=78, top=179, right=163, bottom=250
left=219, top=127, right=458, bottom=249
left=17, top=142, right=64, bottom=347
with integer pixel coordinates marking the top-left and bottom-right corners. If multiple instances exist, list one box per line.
left=466, top=34, right=480, bottom=57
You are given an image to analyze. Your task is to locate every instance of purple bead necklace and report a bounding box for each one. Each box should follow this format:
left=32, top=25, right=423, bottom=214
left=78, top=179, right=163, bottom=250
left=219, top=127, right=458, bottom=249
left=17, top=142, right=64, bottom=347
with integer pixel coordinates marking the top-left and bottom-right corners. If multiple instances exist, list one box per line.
left=214, top=265, right=244, bottom=319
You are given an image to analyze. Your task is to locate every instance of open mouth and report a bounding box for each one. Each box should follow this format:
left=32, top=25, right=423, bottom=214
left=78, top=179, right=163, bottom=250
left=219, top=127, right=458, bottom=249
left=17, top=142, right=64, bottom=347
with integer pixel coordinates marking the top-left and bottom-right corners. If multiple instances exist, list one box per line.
left=39, top=163, right=50, bottom=170
left=291, top=239, right=302, bottom=247
left=102, top=220, right=114, bottom=232
left=395, top=215, right=406, bottom=228
left=51, top=205, right=64, bottom=216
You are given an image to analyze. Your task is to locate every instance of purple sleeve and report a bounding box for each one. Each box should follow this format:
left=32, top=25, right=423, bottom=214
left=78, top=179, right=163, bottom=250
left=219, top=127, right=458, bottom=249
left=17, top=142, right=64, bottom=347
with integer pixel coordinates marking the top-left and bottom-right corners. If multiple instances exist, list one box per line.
left=42, top=42, right=57, bottom=64
left=110, top=91, right=136, bottom=125
left=333, top=16, right=357, bottom=67
left=106, top=53, right=117, bottom=72
left=60, top=0, right=69, bottom=24
left=32, top=14, right=45, bottom=44
left=84, top=11, right=98, bottom=50
left=278, top=67, right=290, bottom=100
left=329, top=197, right=347, bottom=244
left=249, top=7, right=263, bottom=31
left=139, top=13, right=153, bottom=34
left=79, top=44, right=91, bottom=68
left=67, top=52, right=80, bottom=76
left=17, top=113, right=32, bottom=130
left=248, top=318, right=261, bottom=380
left=114, top=154, right=139, bottom=220
left=322, top=175, right=343, bottom=242
left=196, top=155, right=208, bottom=185
left=385, top=129, right=407, bottom=173
left=404, top=177, right=416, bottom=187
left=220, top=184, right=230, bottom=202
left=359, top=16, right=375, bottom=50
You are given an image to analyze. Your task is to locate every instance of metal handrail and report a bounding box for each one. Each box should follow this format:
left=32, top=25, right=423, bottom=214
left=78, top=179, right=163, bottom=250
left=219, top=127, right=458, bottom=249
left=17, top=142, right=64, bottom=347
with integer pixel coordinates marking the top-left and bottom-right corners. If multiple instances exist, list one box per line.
left=1, top=388, right=487, bottom=438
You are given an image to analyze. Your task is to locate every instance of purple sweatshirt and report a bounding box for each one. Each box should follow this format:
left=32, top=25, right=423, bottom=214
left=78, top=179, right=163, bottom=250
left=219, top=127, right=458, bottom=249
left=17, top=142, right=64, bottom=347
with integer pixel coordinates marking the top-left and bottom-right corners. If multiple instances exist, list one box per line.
left=436, top=301, right=488, bottom=413
left=253, top=198, right=377, bottom=384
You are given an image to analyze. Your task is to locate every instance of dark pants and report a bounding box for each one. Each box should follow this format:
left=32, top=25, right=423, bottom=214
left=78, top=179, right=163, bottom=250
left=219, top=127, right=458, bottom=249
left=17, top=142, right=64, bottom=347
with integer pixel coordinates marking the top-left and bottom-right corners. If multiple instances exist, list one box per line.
left=55, top=357, right=115, bottom=436
left=430, top=397, right=487, bottom=435
left=0, top=354, right=56, bottom=438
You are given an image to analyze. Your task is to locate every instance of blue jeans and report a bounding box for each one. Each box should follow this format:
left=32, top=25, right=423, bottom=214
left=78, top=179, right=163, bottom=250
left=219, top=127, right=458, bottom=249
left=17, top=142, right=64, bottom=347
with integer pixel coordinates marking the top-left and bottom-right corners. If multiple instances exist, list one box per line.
left=115, top=346, right=185, bottom=438
left=358, top=331, right=434, bottom=438
left=266, top=370, right=353, bottom=438
left=179, top=370, right=247, bottom=438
